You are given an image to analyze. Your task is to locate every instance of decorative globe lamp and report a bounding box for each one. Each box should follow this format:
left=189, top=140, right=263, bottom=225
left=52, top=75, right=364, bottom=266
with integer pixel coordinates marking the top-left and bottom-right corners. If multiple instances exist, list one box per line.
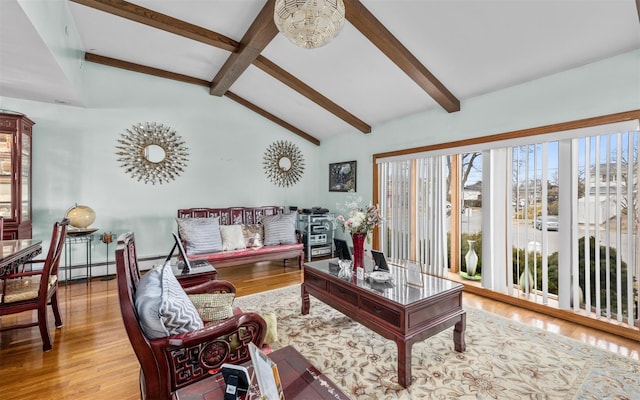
left=65, top=204, right=97, bottom=233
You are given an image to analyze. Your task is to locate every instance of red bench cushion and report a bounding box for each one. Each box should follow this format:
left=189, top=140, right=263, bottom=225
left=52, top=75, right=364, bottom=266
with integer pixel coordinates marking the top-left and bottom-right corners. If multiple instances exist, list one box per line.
left=189, top=243, right=303, bottom=262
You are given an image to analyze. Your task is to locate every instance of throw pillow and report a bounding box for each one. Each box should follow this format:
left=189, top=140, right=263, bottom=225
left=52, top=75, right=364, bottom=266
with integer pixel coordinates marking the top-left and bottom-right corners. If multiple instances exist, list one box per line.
left=188, top=292, right=235, bottom=322
left=242, top=224, right=264, bottom=248
left=261, top=311, right=278, bottom=344
left=176, top=217, right=223, bottom=254
left=262, top=213, right=296, bottom=246
left=219, top=225, right=247, bottom=251
left=159, top=261, right=204, bottom=335
left=134, top=264, right=168, bottom=339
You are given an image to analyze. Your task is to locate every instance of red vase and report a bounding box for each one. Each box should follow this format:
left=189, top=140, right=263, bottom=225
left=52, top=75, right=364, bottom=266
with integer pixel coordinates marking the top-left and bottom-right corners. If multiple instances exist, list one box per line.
left=351, top=233, right=366, bottom=271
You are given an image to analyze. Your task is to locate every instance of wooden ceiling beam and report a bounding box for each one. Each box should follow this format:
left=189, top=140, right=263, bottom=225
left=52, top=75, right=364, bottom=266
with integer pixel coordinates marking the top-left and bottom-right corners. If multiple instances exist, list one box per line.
left=210, top=0, right=279, bottom=96
left=70, top=0, right=239, bottom=51
left=254, top=56, right=372, bottom=134
left=73, top=0, right=370, bottom=135
left=225, top=92, right=320, bottom=146
left=85, top=53, right=210, bottom=86
left=344, top=0, right=460, bottom=113
left=84, top=53, right=321, bottom=145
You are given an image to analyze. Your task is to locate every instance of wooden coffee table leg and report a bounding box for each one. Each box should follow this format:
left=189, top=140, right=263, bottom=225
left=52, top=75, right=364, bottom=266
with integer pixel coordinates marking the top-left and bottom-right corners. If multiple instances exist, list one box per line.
left=397, top=339, right=412, bottom=388
left=453, top=312, right=466, bottom=352
left=301, top=284, right=310, bottom=315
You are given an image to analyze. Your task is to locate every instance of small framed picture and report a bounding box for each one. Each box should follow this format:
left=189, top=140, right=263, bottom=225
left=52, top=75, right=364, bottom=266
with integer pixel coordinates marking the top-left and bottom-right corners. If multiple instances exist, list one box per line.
left=406, top=261, right=423, bottom=287
left=329, top=160, right=357, bottom=192
left=249, top=342, right=284, bottom=400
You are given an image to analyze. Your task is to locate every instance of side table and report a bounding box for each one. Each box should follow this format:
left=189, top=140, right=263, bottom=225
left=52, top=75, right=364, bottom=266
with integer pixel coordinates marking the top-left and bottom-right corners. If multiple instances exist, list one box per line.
left=172, top=262, right=217, bottom=288
left=64, top=233, right=95, bottom=284
left=172, top=345, right=349, bottom=400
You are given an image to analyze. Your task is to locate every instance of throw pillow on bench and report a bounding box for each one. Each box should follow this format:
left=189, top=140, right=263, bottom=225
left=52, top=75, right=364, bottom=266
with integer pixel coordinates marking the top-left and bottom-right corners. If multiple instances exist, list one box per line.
left=176, top=213, right=297, bottom=256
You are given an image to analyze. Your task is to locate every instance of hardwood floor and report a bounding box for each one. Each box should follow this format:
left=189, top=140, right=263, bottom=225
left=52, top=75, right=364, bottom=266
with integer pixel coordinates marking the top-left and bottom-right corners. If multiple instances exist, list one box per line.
left=1, top=260, right=638, bottom=400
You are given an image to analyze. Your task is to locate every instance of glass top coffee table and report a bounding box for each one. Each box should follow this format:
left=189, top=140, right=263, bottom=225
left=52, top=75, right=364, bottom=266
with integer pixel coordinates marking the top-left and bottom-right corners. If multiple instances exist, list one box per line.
left=302, top=259, right=466, bottom=387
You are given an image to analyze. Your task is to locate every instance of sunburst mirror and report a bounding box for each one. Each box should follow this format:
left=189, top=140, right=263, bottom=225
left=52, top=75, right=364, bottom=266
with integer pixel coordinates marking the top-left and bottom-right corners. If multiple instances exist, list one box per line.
left=263, top=140, right=305, bottom=187
left=116, top=122, right=189, bottom=185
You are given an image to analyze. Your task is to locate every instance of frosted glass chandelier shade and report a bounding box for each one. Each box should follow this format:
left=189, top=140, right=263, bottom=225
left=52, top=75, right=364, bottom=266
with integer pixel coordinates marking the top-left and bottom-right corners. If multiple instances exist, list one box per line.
left=274, top=0, right=346, bottom=49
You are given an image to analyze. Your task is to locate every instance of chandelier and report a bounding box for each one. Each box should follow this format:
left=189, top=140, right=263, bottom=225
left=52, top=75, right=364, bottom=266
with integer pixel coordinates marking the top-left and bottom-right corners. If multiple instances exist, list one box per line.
left=274, top=0, right=346, bottom=49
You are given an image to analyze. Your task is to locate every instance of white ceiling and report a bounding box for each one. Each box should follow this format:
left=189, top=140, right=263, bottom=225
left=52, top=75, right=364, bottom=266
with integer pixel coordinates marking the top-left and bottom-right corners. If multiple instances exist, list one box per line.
left=1, top=0, right=639, bottom=143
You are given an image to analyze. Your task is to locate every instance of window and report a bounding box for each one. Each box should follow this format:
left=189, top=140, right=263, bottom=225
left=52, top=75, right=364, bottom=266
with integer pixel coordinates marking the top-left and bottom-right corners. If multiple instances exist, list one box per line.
left=374, top=114, right=639, bottom=332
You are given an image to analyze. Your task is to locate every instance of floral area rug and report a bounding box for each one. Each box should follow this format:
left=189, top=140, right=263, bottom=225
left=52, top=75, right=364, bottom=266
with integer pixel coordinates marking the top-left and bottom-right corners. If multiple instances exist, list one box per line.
left=235, top=285, right=640, bottom=400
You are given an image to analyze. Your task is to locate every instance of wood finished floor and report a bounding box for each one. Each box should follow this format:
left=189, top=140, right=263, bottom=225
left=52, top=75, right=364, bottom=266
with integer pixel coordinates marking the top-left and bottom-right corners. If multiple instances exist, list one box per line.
left=0, top=260, right=638, bottom=400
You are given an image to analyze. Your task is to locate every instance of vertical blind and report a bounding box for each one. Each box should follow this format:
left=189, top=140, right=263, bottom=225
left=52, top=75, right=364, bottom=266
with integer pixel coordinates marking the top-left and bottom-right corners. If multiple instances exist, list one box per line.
left=377, top=127, right=638, bottom=326
left=378, top=156, right=449, bottom=276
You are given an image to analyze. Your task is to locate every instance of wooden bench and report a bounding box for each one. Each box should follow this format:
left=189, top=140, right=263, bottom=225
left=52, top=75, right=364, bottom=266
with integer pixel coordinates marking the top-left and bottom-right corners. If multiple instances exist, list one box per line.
left=177, top=207, right=304, bottom=269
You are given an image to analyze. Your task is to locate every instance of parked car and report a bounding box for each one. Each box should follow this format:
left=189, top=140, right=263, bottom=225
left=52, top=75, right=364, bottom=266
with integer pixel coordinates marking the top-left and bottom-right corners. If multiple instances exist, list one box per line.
left=535, top=216, right=559, bottom=231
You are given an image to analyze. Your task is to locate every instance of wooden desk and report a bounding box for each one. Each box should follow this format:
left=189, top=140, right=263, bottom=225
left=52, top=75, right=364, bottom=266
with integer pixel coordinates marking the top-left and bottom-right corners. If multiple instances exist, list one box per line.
left=302, top=259, right=466, bottom=388
left=0, top=239, right=42, bottom=276
left=172, top=345, right=349, bottom=400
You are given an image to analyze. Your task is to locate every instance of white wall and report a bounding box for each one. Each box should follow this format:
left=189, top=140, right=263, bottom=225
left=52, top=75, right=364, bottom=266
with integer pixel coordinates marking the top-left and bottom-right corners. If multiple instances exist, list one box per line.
left=0, top=62, right=321, bottom=264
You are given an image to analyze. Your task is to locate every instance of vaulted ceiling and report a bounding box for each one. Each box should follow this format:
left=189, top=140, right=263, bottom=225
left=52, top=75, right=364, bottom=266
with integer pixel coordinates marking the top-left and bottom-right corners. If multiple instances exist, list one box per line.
left=1, top=0, right=639, bottom=145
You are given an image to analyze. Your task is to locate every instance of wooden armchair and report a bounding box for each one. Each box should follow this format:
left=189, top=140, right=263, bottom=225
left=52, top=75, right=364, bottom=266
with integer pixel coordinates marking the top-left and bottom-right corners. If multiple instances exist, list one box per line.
left=0, top=218, right=69, bottom=351
left=115, top=232, right=267, bottom=400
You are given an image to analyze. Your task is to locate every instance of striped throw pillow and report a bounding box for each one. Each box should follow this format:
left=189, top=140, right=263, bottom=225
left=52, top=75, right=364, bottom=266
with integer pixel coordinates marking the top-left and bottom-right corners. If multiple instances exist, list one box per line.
left=176, top=217, right=223, bottom=254
left=262, top=213, right=296, bottom=246
left=134, top=263, right=168, bottom=339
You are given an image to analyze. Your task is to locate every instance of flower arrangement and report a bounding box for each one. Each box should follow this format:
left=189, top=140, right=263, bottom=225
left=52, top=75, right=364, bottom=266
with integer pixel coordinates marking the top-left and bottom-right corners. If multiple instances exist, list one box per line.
left=335, top=195, right=382, bottom=240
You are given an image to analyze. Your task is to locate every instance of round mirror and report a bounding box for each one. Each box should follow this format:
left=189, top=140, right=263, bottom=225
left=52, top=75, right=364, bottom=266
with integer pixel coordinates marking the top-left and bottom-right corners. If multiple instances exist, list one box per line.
left=278, top=157, right=292, bottom=171
left=144, top=144, right=166, bottom=163
left=116, top=122, right=190, bottom=185
left=263, top=140, right=305, bottom=187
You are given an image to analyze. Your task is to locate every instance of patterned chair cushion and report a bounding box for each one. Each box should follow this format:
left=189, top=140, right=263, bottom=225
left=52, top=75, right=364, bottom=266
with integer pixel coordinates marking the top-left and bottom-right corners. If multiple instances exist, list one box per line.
left=176, top=217, right=223, bottom=254
left=188, top=292, right=235, bottom=322
left=159, top=261, right=204, bottom=335
left=135, top=262, right=203, bottom=339
left=0, top=274, right=57, bottom=303
left=262, top=213, right=297, bottom=246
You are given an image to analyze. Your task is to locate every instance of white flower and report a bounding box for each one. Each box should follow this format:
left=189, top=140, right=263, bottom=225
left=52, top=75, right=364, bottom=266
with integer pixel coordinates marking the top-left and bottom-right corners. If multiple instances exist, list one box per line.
left=336, top=195, right=382, bottom=236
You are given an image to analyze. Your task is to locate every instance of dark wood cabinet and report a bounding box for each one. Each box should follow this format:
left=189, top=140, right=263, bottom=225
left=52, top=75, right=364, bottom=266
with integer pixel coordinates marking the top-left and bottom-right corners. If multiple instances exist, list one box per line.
left=0, top=112, right=33, bottom=239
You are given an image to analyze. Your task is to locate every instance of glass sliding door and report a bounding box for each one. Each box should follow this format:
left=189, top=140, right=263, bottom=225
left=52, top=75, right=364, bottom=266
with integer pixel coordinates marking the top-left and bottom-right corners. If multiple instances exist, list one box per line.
left=375, top=119, right=638, bottom=333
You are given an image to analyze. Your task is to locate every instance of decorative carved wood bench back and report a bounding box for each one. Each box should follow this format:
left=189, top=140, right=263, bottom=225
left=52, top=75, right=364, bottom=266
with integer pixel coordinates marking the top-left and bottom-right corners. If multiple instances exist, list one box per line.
left=176, top=206, right=285, bottom=226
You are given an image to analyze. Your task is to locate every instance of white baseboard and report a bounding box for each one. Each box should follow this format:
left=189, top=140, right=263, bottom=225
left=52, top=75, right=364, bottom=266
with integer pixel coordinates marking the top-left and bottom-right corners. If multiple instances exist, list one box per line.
left=60, top=255, right=167, bottom=282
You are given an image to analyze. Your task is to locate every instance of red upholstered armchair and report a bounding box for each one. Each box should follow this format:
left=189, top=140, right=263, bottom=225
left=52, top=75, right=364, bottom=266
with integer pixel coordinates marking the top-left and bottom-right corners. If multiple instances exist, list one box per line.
left=115, top=232, right=266, bottom=400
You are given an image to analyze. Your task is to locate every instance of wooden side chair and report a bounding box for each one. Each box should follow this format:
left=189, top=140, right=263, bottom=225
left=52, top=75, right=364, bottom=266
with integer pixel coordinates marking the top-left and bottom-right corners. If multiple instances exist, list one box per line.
left=0, top=218, right=69, bottom=351
left=115, top=232, right=267, bottom=400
